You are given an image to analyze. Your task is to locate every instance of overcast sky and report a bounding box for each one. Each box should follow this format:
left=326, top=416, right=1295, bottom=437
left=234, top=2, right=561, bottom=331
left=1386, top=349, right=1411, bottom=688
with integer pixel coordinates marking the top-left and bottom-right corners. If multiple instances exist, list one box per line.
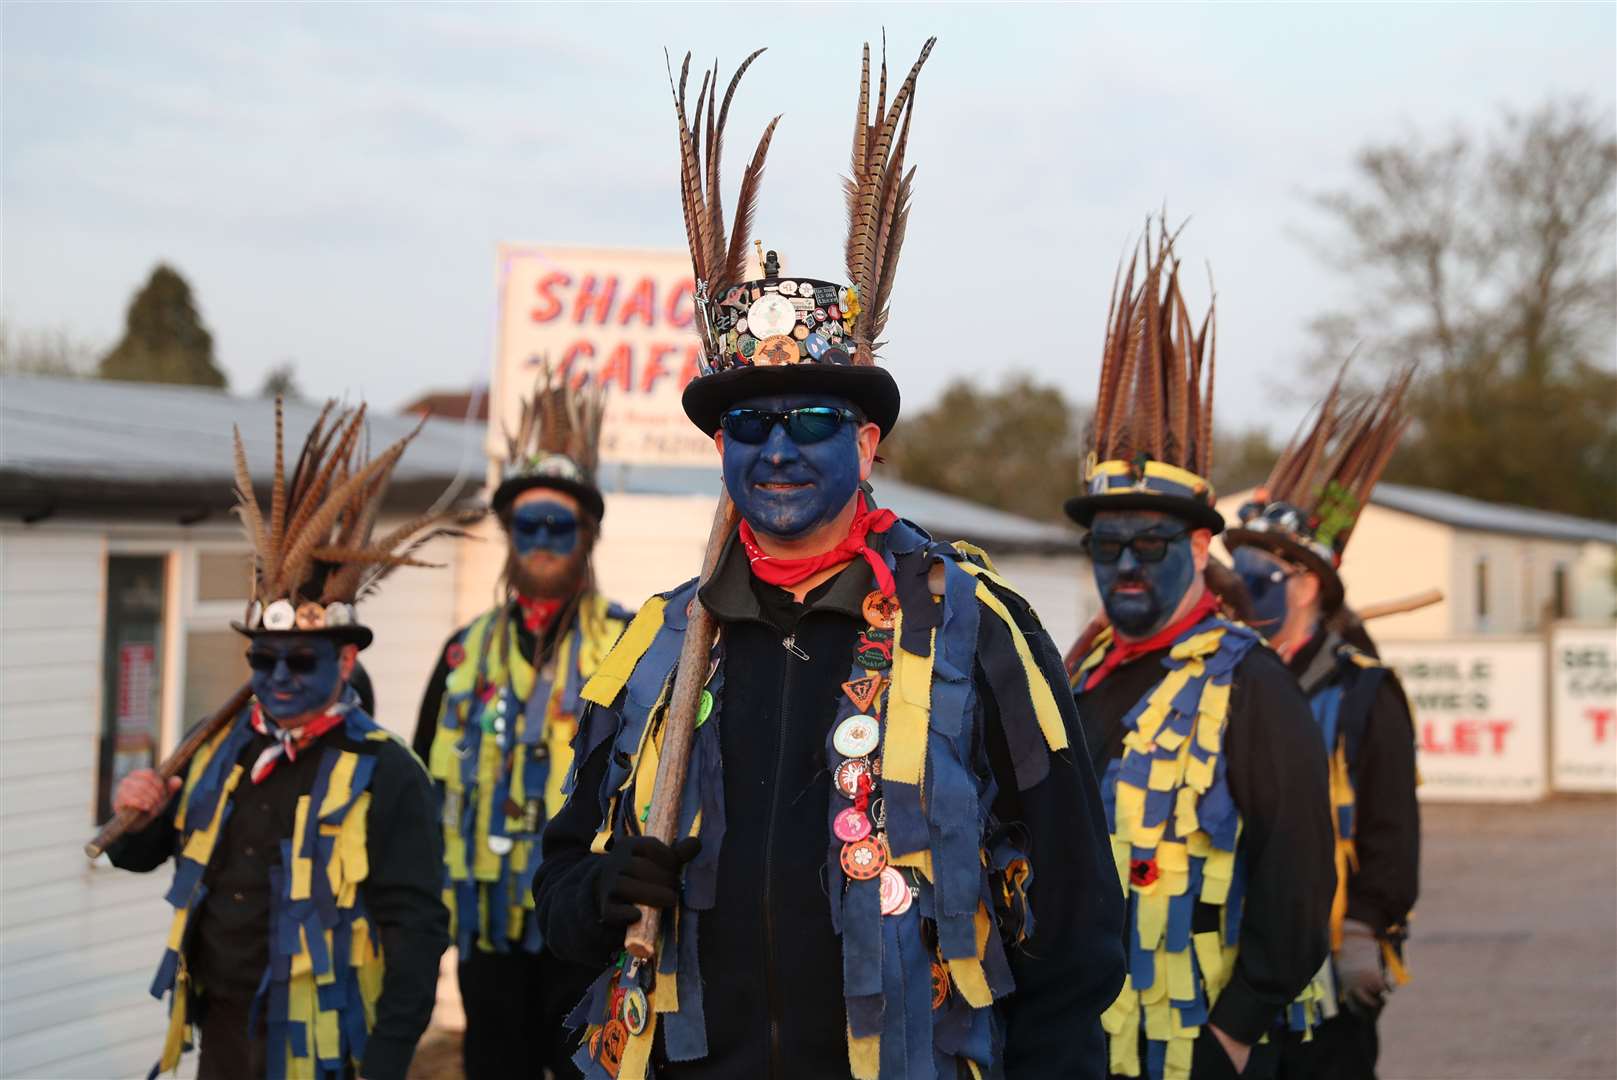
left=5, top=2, right=1613, bottom=435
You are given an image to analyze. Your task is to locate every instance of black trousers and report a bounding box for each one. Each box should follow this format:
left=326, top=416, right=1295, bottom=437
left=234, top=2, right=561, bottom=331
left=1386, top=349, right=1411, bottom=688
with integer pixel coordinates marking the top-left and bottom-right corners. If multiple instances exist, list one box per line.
left=197, top=994, right=267, bottom=1080
left=458, top=946, right=594, bottom=1080
left=1276, top=1009, right=1381, bottom=1080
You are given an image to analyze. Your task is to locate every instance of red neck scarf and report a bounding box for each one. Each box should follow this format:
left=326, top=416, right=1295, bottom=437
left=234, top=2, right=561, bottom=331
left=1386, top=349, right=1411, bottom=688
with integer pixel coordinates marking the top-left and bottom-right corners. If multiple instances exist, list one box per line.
left=516, top=594, right=564, bottom=633
left=1083, top=590, right=1222, bottom=691
left=739, top=494, right=900, bottom=597
left=248, top=699, right=349, bottom=784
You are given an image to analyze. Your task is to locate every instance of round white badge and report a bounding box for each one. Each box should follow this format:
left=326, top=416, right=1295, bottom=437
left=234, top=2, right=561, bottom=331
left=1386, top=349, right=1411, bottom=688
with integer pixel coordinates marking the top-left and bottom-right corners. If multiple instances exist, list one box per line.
left=262, top=599, right=296, bottom=631
left=832, top=714, right=881, bottom=759
left=747, top=293, right=797, bottom=338
left=487, top=836, right=514, bottom=855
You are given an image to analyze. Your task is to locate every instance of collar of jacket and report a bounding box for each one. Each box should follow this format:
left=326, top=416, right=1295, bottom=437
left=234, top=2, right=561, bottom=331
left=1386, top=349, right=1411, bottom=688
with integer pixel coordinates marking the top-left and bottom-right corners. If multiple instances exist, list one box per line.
left=698, top=526, right=882, bottom=625
left=1290, top=625, right=1343, bottom=695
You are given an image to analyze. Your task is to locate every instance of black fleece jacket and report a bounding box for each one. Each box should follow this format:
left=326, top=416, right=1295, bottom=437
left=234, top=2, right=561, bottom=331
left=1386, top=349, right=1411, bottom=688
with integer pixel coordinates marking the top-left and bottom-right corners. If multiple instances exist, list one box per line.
left=1076, top=637, right=1335, bottom=1046
left=1289, top=629, right=1420, bottom=936
left=534, top=538, right=1125, bottom=1079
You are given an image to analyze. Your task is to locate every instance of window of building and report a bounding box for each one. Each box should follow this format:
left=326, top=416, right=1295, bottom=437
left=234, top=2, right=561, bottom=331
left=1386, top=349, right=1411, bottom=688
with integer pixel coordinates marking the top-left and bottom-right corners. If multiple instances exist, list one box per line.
left=1475, top=557, right=1490, bottom=629
left=1552, top=563, right=1570, bottom=621
left=97, top=555, right=168, bottom=823
left=96, top=540, right=252, bottom=823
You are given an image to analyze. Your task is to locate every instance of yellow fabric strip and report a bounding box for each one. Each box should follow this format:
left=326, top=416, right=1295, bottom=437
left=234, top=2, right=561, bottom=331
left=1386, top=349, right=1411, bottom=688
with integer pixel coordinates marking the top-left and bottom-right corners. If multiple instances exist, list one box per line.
left=971, top=581, right=1069, bottom=752
left=157, top=966, right=190, bottom=1072
left=848, top=1028, right=881, bottom=1080
left=318, top=751, right=359, bottom=821
left=179, top=764, right=245, bottom=868
left=289, top=796, right=313, bottom=902
left=883, top=611, right=932, bottom=792
left=175, top=726, right=233, bottom=830
left=582, top=596, right=668, bottom=708
left=1087, top=457, right=1215, bottom=502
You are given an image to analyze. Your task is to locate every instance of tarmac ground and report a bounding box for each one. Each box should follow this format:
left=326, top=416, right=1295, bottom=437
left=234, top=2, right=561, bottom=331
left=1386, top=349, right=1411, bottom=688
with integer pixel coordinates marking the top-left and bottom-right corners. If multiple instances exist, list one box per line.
left=410, top=797, right=1617, bottom=1080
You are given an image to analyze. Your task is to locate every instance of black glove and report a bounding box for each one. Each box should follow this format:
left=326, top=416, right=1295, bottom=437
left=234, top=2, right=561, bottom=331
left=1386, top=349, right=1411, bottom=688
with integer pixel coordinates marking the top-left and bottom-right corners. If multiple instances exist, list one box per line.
left=595, top=835, right=702, bottom=928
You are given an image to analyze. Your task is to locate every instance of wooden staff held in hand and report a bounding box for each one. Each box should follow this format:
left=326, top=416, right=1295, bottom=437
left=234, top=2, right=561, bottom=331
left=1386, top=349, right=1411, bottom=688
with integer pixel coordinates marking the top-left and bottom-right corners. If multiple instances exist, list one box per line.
left=624, top=493, right=740, bottom=961
left=84, top=681, right=254, bottom=859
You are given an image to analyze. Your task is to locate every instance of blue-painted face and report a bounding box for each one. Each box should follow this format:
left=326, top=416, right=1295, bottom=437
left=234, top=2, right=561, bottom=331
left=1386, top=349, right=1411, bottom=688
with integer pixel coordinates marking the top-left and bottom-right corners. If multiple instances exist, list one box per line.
left=1089, top=511, right=1198, bottom=639
left=1233, top=546, right=1294, bottom=638
left=509, top=499, right=579, bottom=557
left=247, top=634, right=344, bottom=722
left=720, top=393, right=864, bottom=541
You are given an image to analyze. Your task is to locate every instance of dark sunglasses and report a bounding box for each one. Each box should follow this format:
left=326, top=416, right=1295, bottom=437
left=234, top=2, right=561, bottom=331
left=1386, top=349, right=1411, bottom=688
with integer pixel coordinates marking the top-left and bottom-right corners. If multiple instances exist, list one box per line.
left=719, top=406, right=859, bottom=445
left=511, top=510, right=578, bottom=536
left=246, top=648, right=322, bottom=674
left=1081, top=529, right=1191, bottom=565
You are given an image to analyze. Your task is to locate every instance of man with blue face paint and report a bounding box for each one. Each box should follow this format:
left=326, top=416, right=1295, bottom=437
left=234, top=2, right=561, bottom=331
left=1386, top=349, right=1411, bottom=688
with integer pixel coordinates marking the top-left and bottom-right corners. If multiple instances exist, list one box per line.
left=534, top=39, right=1124, bottom=1080
left=106, top=400, right=450, bottom=1080
left=1063, top=229, right=1335, bottom=1080
left=411, top=372, right=633, bottom=1080
left=1225, top=372, right=1420, bottom=1080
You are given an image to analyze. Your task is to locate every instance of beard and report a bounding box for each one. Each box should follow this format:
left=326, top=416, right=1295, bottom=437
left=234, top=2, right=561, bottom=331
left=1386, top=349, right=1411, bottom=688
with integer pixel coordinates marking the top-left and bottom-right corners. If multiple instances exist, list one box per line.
left=505, top=539, right=592, bottom=600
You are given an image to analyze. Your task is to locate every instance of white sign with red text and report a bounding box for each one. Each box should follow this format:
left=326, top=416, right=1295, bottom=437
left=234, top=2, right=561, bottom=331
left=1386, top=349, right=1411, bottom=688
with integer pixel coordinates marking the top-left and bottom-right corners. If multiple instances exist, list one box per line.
left=1380, top=639, right=1546, bottom=802
left=1550, top=625, right=1617, bottom=793
left=492, top=246, right=714, bottom=468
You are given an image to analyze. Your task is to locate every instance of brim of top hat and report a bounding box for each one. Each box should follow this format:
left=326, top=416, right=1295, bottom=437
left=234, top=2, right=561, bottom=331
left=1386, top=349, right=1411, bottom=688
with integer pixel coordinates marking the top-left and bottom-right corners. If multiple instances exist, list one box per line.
left=1063, top=490, right=1227, bottom=535
left=231, top=622, right=375, bottom=651
left=1222, top=526, right=1346, bottom=611
left=491, top=474, right=606, bottom=523
left=681, top=364, right=901, bottom=438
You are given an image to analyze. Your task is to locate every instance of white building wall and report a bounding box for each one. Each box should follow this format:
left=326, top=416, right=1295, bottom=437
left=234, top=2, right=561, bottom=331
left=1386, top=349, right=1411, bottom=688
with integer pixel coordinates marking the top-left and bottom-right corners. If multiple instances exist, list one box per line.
left=355, top=523, right=464, bottom=740
left=0, top=524, right=186, bottom=1080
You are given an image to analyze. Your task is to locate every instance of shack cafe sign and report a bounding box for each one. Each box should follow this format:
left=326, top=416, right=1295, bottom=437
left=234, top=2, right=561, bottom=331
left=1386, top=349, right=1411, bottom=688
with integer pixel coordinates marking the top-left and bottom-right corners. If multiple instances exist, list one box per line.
left=491, top=246, right=715, bottom=468
left=1380, top=639, right=1546, bottom=802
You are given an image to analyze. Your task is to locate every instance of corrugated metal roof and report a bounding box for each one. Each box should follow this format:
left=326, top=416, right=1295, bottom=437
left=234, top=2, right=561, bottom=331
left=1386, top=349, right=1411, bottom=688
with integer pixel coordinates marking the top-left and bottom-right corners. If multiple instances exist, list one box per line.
left=0, top=375, right=1082, bottom=551
left=1373, top=482, right=1617, bottom=545
left=0, top=374, right=485, bottom=514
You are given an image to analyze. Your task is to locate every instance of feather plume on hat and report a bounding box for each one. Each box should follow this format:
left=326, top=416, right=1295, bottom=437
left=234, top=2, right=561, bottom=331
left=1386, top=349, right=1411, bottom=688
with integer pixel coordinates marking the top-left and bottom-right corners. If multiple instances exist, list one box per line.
left=232, top=397, right=466, bottom=648
left=1065, top=220, right=1225, bottom=533
left=673, top=37, right=936, bottom=438
left=492, top=359, right=609, bottom=520
left=1226, top=361, right=1416, bottom=608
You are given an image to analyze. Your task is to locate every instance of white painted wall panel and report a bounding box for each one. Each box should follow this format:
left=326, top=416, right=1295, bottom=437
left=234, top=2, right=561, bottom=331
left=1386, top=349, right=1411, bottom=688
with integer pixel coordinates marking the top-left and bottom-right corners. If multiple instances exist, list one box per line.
left=0, top=525, right=175, bottom=1079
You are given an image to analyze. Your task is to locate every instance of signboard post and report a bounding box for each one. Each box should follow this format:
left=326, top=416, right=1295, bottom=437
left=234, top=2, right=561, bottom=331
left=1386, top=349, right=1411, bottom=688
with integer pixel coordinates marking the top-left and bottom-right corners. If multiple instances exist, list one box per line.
left=1380, top=639, right=1547, bottom=802
left=491, top=246, right=715, bottom=469
left=1549, top=625, right=1617, bottom=793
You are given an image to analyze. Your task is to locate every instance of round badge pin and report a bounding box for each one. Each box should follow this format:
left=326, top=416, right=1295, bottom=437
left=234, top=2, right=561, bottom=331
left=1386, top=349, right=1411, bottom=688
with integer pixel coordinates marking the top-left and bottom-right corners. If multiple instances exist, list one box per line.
left=931, top=961, right=951, bottom=1009
left=245, top=600, right=263, bottom=629
left=486, top=835, right=514, bottom=856
left=777, top=280, right=797, bottom=296
left=833, top=758, right=871, bottom=798
left=601, top=1018, right=629, bottom=1072
left=622, top=986, right=649, bottom=1036
left=734, top=317, right=749, bottom=334
left=879, top=866, right=912, bottom=916
left=861, top=591, right=899, bottom=631
left=841, top=836, right=887, bottom=881
left=696, top=689, right=715, bottom=727
left=262, top=599, right=296, bottom=631
left=833, top=806, right=872, bottom=843
left=804, top=333, right=831, bottom=361
left=295, top=602, right=325, bottom=630
left=792, top=323, right=810, bottom=341
left=748, top=293, right=797, bottom=337
left=323, top=602, right=354, bottom=627
left=832, top=714, right=881, bottom=758
left=755, top=334, right=799, bottom=366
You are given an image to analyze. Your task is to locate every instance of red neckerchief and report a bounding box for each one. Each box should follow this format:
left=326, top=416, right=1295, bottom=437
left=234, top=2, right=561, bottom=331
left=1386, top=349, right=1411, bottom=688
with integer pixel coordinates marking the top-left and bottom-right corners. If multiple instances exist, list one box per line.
left=249, top=700, right=349, bottom=784
left=739, top=493, right=900, bottom=596
left=517, top=594, right=564, bottom=633
left=1082, top=590, right=1222, bottom=692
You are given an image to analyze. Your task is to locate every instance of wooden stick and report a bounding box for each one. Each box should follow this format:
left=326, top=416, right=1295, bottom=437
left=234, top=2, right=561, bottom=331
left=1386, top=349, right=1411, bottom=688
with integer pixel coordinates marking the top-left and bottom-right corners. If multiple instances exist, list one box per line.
left=1356, top=589, right=1444, bottom=622
left=84, top=681, right=254, bottom=859
left=624, top=492, right=740, bottom=960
